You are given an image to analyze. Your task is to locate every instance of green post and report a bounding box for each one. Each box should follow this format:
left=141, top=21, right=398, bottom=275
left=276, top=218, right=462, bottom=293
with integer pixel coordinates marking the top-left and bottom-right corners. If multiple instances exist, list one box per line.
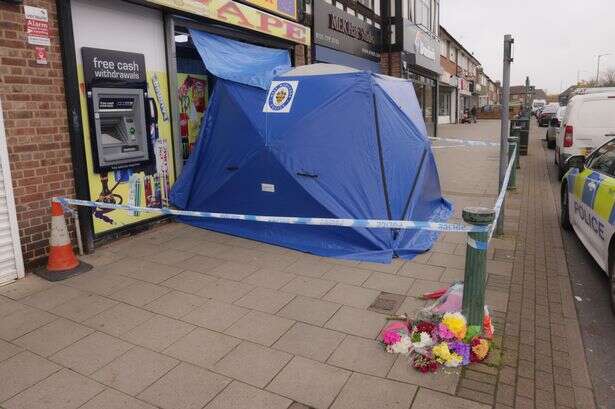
left=507, top=137, right=517, bottom=189
left=462, top=207, right=495, bottom=327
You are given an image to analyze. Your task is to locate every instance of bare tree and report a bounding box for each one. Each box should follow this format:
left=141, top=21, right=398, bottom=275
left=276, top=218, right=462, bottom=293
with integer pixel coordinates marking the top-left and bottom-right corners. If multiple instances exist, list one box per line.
left=600, top=68, right=615, bottom=87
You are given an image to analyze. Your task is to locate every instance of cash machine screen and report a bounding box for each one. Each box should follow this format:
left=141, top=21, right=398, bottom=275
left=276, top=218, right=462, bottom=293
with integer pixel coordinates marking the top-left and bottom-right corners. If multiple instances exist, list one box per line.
left=98, top=97, right=135, bottom=111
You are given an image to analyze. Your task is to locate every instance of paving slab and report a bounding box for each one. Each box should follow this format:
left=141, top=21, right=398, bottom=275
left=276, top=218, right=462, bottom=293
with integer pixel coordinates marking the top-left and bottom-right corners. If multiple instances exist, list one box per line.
left=122, top=315, right=195, bottom=351
left=92, top=346, right=178, bottom=395
left=83, top=303, right=154, bottom=337
left=164, top=327, right=240, bottom=368
left=21, top=285, right=84, bottom=311
left=14, top=318, right=93, bottom=357
left=0, top=275, right=52, bottom=300
left=144, top=290, right=206, bottom=318
left=0, top=351, right=61, bottom=402
left=225, top=310, right=295, bottom=346
left=276, top=295, right=341, bottom=326
left=197, top=278, right=255, bottom=303
left=206, top=380, right=292, bottom=409
left=49, top=331, right=133, bottom=376
left=322, top=266, right=371, bottom=286
left=51, top=293, right=119, bottom=322
left=138, top=362, right=230, bottom=409
left=324, top=306, right=386, bottom=339
left=79, top=389, right=157, bottom=409
left=61, top=271, right=135, bottom=296
left=182, top=299, right=249, bottom=332
left=273, top=322, right=345, bottom=362
left=243, top=268, right=296, bottom=290
left=2, top=368, right=104, bottom=409
left=0, top=339, right=22, bottom=362
left=0, top=306, right=56, bottom=341
left=327, top=335, right=396, bottom=377
left=330, top=372, right=417, bottom=409
left=323, top=283, right=380, bottom=309
left=362, top=272, right=414, bottom=295
left=109, top=281, right=172, bottom=307
left=234, top=287, right=295, bottom=314
left=267, top=356, right=351, bottom=409
left=213, top=341, right=292, bottom=388
left=279, top=276, right=336, bottom=298
left=410, top=387, right=491, bottom=409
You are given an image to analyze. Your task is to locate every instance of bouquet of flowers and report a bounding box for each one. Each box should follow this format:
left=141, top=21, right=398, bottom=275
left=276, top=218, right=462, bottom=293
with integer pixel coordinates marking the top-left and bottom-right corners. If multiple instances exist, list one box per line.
left=379, top=285, right=494, bottom=373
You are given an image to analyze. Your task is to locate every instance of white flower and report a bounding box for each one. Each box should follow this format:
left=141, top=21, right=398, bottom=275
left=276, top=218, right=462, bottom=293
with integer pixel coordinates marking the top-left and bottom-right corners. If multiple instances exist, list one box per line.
left=412, top=332, right=435, bottom=350
left=385, top=335, right=412, bottom=354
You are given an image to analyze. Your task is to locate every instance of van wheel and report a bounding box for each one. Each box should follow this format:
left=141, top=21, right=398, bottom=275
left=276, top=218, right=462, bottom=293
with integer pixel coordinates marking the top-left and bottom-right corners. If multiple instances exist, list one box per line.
left=561, top=185, right=572, bottom=231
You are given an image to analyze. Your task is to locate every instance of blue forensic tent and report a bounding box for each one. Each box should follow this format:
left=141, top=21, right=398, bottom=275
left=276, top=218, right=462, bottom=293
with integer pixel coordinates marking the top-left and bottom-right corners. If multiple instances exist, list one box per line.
left=171, top=64, right=452, bottom=263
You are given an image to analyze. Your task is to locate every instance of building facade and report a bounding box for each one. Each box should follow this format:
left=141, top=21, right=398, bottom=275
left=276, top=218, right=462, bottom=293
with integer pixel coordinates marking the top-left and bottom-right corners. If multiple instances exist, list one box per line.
left=380, top=0, right=441, bottom=136
left=437, top=27, right=457, bottom=124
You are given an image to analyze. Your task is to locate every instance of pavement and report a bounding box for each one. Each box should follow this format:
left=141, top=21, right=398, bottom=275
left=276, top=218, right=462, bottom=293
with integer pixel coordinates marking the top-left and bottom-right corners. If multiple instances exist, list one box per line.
left=0, top=120, right=598, bottom=409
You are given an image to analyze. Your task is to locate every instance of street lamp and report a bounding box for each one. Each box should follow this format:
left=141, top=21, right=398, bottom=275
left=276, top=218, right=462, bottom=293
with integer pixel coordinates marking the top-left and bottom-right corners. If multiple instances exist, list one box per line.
left=596, top=53, right=612, bottom=83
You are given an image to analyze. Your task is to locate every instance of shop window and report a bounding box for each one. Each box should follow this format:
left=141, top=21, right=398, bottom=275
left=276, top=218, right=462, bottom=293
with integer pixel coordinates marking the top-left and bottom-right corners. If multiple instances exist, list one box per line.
left=336, top=2, right=344, bottom=10
left=357, top=0, right=372, bottom=9
left=374, top=0, right=380, bottom=15
left=346, top=7, right=356, bottom=16
left=357, top=13, right=365, bottom=20
left=439, top=92, right=450, bottom=116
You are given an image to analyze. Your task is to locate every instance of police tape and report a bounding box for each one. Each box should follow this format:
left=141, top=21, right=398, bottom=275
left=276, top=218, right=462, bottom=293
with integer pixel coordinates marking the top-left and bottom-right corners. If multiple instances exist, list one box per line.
left=429, top=137, right=500, bottom=147
left=53, top=197, right=490, bottom=233
left=488, top=144, right=518, bottom=241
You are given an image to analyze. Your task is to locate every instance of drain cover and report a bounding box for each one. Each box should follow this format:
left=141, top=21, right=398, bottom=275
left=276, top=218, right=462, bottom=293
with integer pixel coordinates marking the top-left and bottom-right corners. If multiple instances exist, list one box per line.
left=368, top=292, right=405, bottom=314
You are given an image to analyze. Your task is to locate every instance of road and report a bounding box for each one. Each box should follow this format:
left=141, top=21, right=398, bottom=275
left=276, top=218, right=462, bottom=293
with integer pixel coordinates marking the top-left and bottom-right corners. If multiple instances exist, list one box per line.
left=541, top=122, right=615, bottom=409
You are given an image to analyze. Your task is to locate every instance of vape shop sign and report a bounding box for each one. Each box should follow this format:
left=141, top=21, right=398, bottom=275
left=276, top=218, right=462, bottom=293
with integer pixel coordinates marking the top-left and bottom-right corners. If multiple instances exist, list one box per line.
left=24, top=6, right=50, bottom=46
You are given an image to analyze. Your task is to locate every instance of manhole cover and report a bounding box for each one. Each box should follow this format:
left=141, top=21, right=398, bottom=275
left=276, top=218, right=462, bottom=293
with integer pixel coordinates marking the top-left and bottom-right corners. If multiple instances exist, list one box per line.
left=368, top=292, right=405, bottom=314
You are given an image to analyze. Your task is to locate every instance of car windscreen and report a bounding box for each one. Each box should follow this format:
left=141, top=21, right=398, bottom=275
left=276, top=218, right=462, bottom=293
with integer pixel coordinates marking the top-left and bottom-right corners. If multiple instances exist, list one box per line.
left=578, top=99, right=615, bottom=128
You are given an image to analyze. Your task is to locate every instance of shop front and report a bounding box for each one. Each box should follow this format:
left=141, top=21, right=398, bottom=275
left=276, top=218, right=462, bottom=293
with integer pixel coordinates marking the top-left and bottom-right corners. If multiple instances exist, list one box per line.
left=312, top=0, right=381, bottom=72
left=59, top=0, right=310, bottom=252
left=438, top=72, right=457, bottom=124
left=400, top=22, right=441, bottom=137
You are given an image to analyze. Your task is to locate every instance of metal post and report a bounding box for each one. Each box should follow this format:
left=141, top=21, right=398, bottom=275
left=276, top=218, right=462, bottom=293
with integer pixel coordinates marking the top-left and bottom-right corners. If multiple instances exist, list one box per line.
left=524, top=76, right=530, bottom=111
left=507, top=137, right=518, bottom=189
left=462, top=207, right=495, bottom=327
left=497, top=34, right=513, bottom=236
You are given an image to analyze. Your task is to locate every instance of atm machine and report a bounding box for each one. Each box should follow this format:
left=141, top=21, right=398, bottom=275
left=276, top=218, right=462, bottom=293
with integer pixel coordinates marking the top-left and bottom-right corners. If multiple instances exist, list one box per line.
left=89, top=87, right=154, bottom=173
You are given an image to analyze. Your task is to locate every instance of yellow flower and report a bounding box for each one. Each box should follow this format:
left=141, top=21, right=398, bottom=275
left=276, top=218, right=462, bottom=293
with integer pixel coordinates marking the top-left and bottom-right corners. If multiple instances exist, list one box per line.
left=445, top=352, right=463, bottom=367
left=441, top=312, right=467, bottom=340
left=432, top=342, right=451, bottom=364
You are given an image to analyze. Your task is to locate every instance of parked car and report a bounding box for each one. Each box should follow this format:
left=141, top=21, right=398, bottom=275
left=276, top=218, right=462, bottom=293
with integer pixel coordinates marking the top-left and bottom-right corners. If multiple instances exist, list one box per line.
left=545, top=106, right=567, bottom=149
left=560, top=140, right=615, bottom=310
left=555, top=92, right=615, bottom=177
left=537, top=103, right=560, bottom=127
left=532, top=99, right=546, bottom=116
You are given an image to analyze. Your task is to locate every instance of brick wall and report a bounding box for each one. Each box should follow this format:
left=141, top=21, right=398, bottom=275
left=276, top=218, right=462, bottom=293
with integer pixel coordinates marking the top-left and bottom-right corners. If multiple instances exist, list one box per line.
left=294, top=45, right=309, bottom=66
left=0, top=0, right=74, bottom=268
left=380, top=52, right=401, bottom=77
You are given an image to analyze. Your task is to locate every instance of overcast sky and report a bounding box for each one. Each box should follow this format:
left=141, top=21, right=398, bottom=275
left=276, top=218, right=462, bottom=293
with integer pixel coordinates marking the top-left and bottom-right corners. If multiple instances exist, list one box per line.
left=440, top=0, right=615, bottom=94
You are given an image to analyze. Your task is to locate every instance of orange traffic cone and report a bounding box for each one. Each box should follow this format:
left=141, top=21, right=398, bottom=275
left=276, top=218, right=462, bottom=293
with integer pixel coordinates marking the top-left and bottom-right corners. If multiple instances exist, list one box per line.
left=37, top=201, right=91, bottom=281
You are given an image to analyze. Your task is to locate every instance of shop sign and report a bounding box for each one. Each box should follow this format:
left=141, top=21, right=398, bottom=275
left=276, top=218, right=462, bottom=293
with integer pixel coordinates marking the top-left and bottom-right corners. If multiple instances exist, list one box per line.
left=402, top=21, right=441, bottom=74
left=242, top=0, right=297, bottom=21
left=145, top=0, right=310, bottom=45
left=81, top=48, right=146, bottom=87
left=24, top=6, right=50, bottom=46
left=313, top=0, right=380, bottom=61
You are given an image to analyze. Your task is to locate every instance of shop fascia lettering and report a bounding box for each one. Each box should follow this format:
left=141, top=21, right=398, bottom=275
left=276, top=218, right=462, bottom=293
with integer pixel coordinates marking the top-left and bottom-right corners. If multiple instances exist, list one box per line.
left=146, top=0, right=310, bottom=45
left=328, top=13, right=375, bottom=45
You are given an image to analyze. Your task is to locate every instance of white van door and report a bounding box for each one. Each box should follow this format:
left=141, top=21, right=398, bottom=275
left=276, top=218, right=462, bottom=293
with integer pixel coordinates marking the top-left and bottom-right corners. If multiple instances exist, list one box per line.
left=575, top=96, right=615, bottom=154
left=0, top=100, right=25, bottom=285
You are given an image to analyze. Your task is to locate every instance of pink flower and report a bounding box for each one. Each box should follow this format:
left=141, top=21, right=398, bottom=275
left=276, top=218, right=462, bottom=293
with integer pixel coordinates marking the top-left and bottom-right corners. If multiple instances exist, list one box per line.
left=382, top=330, right=402, bottom=345
left=438, top=323, right=455, bottom=340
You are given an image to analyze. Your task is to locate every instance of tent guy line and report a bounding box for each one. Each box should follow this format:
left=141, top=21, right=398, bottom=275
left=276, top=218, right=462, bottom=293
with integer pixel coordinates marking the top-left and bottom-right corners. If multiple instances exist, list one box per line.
left=53, top=197, right=490, bottom=233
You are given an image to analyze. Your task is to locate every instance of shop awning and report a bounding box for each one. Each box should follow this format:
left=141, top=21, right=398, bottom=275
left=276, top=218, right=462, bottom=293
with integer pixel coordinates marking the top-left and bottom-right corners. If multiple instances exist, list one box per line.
left=189, top=29, right=291, bottom=89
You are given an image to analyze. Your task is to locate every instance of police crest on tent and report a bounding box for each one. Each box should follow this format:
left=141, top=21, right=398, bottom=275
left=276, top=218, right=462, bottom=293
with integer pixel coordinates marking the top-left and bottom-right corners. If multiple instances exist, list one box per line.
left=263, top=81, right=298, bottom=113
